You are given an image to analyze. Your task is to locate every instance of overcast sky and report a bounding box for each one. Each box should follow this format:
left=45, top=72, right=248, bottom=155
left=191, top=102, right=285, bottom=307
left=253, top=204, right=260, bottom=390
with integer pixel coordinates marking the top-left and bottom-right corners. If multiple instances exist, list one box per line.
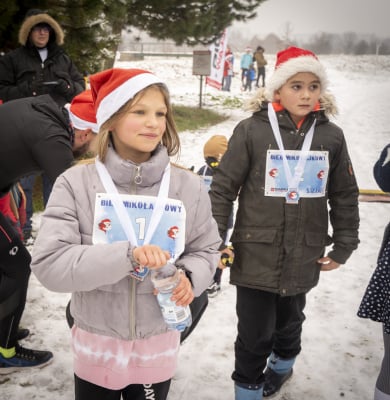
left=231, top=0, right=389, bottom=39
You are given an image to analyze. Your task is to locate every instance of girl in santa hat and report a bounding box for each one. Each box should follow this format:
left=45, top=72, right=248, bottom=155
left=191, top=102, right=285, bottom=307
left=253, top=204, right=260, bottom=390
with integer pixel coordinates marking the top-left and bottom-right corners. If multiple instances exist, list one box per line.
left=31, top=68, right=221, bottom=399
left=209, top=46, right=359, bottom=399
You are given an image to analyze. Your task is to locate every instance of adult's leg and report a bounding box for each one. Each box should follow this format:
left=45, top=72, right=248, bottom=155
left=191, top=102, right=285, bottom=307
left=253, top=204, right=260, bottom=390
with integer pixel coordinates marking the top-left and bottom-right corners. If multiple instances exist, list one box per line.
left=19, top=174, right=36, bottom=239
left=0, top=212, right=31, bottom=349
left=260, top=67, right=266, bottom=87
left=256, top=68, right=260, bottom=87
left=42, top=173, right=53, bottom=207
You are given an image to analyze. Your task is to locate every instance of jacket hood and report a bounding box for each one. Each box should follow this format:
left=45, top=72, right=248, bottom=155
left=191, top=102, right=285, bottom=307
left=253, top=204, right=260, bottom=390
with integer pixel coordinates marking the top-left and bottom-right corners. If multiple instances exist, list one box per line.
left=18, top=11, right=64, bottom=46
left=244, top=87, right=338, bottom=117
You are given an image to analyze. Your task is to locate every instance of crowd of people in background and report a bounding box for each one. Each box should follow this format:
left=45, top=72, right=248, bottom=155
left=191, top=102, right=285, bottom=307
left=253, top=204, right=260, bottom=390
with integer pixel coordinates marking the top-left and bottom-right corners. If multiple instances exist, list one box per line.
left=221, top=44, right=269, bottom=93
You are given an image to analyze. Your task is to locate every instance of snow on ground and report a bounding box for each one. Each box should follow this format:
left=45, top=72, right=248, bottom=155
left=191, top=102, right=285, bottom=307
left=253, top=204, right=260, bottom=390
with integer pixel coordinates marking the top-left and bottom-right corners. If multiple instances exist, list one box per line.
left=1, top=54, right=390, bottom=399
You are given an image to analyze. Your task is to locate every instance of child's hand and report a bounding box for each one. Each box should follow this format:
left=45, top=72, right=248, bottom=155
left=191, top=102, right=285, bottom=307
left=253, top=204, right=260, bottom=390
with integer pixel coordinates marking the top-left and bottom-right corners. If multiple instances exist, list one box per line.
left=317, top=256, right=340, bottom=271
left=219, top=246, right=234, bottom=269
left=171, top=270, right=194, bottom=306
left=132, top=245, right=170, bottom=269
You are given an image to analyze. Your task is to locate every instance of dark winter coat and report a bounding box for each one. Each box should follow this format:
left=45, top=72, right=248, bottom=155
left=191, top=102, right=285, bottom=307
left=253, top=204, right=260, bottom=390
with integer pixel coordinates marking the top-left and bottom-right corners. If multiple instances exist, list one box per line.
left=374, top=143, right=390, bottom=252
left=209, top=93, right=359, bottom=296
left=0, top=11, right=85, bottom=106
left=0, top=95, right=74, bottom=197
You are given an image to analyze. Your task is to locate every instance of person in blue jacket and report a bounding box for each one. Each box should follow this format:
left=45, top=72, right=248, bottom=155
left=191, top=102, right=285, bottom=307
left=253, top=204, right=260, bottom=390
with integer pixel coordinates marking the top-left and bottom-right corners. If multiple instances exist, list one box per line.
left=240, top=47, right=253, bottom=89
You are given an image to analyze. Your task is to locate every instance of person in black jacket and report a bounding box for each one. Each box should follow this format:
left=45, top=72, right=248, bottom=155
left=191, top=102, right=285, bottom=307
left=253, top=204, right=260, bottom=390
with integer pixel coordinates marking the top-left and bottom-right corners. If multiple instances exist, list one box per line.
left=358, top=143, right=390, bottom=400
left=0, top=9, right=86, bottom=242
left=0, top=92, right=97, bottom=374
left=209, top=47, right=359, bottom=400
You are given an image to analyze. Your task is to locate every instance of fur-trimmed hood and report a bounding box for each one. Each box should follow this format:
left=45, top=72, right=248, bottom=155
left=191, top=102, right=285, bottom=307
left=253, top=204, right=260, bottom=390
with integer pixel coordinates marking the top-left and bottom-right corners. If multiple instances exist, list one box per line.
left=18, top=10, right=64, bottom=46
left=244, top=87, right=338, bottom=117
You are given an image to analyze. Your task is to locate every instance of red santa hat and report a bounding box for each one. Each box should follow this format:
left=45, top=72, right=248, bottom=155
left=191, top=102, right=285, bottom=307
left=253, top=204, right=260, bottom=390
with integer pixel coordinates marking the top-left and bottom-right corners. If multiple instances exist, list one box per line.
left=267, top=46, right=328, bottom=97
left=89, top=68, right=164, bottom=128
left=65, top=90, right=98, bottom=133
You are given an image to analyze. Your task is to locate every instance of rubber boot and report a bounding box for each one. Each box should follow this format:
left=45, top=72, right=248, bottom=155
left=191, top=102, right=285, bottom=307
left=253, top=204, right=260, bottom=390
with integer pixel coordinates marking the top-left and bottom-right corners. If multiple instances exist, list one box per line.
left=234, top=383, right=263, bottom=400
left=375, top=386, right=390, bottom=400
left=267, top=352, right=295, bottom=374
left=263, top=352, right=295, bottom=397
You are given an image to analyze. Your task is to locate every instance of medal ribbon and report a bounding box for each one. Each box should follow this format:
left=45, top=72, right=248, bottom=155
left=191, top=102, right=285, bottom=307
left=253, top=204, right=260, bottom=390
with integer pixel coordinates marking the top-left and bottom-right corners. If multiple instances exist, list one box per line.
left=267, top=103, right=316, bottom=193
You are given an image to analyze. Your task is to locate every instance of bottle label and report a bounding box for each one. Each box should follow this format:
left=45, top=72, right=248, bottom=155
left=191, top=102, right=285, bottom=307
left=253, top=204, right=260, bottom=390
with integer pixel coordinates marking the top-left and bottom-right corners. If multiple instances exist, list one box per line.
left=157, top=292, right=191, bottom=327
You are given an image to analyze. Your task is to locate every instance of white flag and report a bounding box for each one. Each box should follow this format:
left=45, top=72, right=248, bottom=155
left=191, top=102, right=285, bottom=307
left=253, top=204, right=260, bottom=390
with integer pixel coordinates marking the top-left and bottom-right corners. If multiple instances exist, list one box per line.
left=206, top=29, right=228, bottom=90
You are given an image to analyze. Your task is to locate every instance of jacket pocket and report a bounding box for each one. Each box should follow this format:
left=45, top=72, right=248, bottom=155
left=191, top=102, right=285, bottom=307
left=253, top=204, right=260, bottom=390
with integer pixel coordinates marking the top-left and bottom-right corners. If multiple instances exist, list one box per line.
left=299, top=232, right=331, bottom=286
left=230, top=228, right=281, bottom=282
left=230, top=228, right=279, bottom=244
left=304, top=232, right=332, bottom=248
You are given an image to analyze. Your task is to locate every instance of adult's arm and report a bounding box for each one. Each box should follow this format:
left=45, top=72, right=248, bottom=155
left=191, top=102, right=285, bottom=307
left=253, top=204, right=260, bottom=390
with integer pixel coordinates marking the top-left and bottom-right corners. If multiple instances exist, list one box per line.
left=374, top=143, right=390, bottom=192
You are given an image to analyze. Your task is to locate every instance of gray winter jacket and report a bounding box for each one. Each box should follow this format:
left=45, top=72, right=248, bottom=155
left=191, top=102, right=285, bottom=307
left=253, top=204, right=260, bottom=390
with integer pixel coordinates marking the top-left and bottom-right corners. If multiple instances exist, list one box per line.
left=209, top=94, right=359, bottom=296
left=31, top=144, right=221, bottom=340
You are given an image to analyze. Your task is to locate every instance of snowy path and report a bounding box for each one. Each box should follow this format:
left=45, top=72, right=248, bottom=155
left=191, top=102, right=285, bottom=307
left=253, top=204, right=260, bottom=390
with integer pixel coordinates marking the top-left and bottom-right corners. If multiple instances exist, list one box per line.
left=1, top=55, right=389, bottom=400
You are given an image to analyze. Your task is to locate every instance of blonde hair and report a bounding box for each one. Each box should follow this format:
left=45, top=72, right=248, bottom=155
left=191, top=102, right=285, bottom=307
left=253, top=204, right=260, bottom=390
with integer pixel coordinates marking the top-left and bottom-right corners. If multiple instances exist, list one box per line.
left=94, top=83, right=180, bottom=163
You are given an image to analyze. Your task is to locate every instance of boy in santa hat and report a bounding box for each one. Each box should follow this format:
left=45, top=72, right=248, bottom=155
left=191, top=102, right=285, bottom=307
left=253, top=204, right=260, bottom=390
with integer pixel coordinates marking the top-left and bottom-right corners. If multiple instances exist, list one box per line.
left=209, top=46, right=359, bottom=399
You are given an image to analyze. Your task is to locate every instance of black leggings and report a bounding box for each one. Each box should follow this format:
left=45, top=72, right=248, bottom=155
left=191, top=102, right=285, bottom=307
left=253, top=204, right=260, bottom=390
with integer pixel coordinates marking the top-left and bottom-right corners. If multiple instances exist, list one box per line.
left=0, top=212, right=31, bottom=348
left=74, top=375, right=171, bottom=400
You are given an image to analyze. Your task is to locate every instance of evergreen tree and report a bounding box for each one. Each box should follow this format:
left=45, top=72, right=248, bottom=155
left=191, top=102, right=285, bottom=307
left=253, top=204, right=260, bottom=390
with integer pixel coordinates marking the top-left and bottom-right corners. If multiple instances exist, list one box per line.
left=126, top=0, right=263, bottom=45
left=0, top=0, right=266, bottom=73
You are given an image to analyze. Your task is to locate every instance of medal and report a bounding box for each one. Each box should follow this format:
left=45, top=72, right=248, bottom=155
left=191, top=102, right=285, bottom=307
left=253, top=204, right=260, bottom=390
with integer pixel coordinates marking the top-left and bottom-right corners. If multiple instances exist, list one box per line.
left=286, top=189, right=299, bottom=204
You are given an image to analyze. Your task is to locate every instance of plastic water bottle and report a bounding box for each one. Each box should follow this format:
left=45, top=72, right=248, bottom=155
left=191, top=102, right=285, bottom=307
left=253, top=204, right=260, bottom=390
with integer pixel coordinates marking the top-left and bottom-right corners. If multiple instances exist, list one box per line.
left=151, top=263, right=192, bottom=332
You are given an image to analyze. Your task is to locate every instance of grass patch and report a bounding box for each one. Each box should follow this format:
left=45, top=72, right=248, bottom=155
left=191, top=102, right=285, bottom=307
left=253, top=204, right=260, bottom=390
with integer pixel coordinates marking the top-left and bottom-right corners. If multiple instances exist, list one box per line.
left=173, top=105, right=228, bottom=132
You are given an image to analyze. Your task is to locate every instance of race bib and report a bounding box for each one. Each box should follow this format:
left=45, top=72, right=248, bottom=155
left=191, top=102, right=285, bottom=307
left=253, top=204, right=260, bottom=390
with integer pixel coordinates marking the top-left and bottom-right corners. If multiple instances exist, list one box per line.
left=265, top=150, right=329, bottom=198
left=93, top=193, right=186, bottom=262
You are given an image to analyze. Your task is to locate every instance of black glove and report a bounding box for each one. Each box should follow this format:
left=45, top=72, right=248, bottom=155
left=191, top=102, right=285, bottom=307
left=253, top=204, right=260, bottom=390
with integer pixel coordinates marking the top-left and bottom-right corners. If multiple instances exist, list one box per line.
left=56, top=78, right=74, bottom=96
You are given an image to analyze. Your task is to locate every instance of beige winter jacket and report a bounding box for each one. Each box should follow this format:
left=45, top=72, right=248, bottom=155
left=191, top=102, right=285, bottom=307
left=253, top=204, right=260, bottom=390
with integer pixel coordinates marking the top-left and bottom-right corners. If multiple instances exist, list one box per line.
left=31, top=144, right=221, bottom=340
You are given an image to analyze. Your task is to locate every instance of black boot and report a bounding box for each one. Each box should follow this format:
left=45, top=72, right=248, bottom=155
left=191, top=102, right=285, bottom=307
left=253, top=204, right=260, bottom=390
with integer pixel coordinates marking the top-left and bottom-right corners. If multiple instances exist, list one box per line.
left=263, top=367, right=293, bottom=397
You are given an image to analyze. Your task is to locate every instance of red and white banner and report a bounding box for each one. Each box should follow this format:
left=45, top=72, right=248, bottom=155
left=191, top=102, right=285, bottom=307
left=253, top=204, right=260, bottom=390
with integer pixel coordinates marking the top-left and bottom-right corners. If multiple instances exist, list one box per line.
left=206, top=28, right=228, bottom=90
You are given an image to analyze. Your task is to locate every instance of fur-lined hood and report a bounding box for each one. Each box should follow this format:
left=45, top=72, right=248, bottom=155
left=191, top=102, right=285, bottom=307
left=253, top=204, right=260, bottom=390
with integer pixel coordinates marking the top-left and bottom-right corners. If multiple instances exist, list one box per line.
left=244, top=87, right=338, bottom=117
left=18, top=11, right=64, bottom=46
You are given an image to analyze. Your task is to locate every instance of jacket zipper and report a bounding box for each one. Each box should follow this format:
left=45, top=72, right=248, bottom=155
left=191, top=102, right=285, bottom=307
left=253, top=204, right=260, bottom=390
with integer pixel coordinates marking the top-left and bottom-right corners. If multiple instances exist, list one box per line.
left=129, top=165, right=141, bottom=339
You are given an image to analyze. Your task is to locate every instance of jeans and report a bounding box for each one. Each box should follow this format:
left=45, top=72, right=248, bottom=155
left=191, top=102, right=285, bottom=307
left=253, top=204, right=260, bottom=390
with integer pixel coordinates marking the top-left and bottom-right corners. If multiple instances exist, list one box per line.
left=20, top=173, right=53, bottom=234
left=223, top=75, right=232, bottom=91
left=256, top=67, right=266, bottom=87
